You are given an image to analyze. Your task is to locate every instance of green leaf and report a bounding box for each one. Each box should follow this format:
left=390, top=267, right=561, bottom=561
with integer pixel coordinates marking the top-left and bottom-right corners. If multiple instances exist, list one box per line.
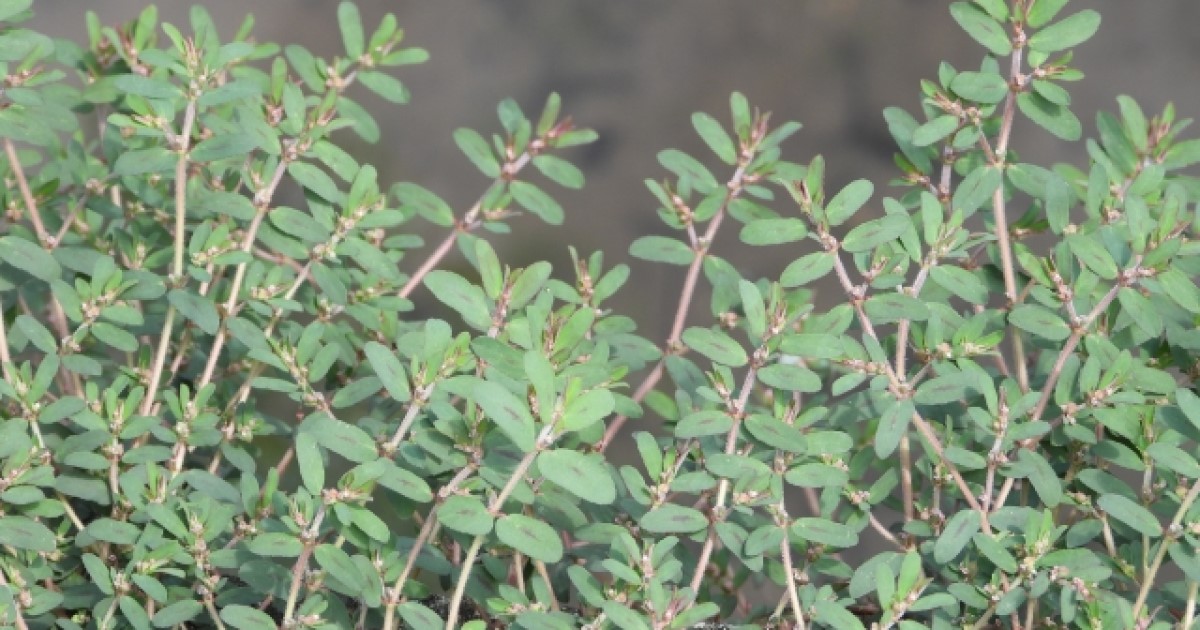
left=935, top=510, right=981, bottom=563
left=510, top=180, right=564, bottom=225
left=1026, top=0, right=1068, bottom=27
left=496, top=514, right=563, bottom=563
left=219, top=605, right=276, bottom=630
left=1163, top=139, right=1200, bottom=170
left=1028, top=10, right=1101, bottom=53
left=739, top=218, right=807, bottom=245
left=911, top=115, right=960, bottom=147
left=309, top=415, right=377, bottom=463
left=757, top=363, right=821, bottom=393
left=1147, top=443, right=1200, bottom=479
left=454, top=128, right=501, bottom=177
left=439, top=495, right=494, bottom=535
left=785, top=463, right=848, bottom=488
left=314, top=543, right=365, bottom=591
left=424, top=270, right=491, bottom=330
left=675, top=410, right=733, bottom=438
left=682, top=327, right=748, bottom=367
left=246, top=532, right=302, bottom=558
left=114, top=74, right=179, bottom=99
left=0, top=0, right=31, bottom=22
left=915, top=372, right=975, bottom=405
left=269, top=206, right=329, bottom=243
left=953, top=165, right=1002, bottom=217
left=1157, top=268, right=1200, bottom=313
left=295, top=432, right=324, bottom=493
left=337, top=1, right=364, bottom=58
left=561, top=388, right=615, bottom=432
left=602, top=602, right=651, bottom=630
left=91, top=321, right=138, bottom=352
left=1017, top=449, right=1062, bottom=506
left=539, top=450, right=616, bottom=504
left=630, top=235, right=693, bottom=265
left=1009, top=304, right=1071, bottom=341
left=640, top=504, right=708, bottom=534
left=113, top=148, right=177, bottom=176
left=692, top=112, right=736, bottom=164
left=286, top=162, right=343, bottom=203
left=864, top=292, right=929, bottom=323
left=792, top=517, right=859, bottom=547
left=532, top=155, right=584, bottom=189
left=474, top=380, right=536, bottom=452
left=1097, top=494, right=1160, bottom=537
left=190, top=133, right=257, bottom=162
left=875, top=399, right=915, bottom=458
left=83, top=518, right=139, bottom=545
left=393, top=182, right=454, bottom=227
left=1067, top=234, right=1118, bottom=280
left=397, top=603, right=443, bottom=630
left=950, top=70, right=1009, bottom=104
left=1117, top=287, right=1162, bottom=337
left=825, top=179, right=874, bottom=227
left=358, top=70, right=410, bottom=104
left=929, top=265, right=988, bottom=305
left=363, top=342, right=411, bottom=402
left=1017, top=92, right=1081, bottom=141
left=842, top=213, right=910, bottom=253
left=377, top=461, right=433, bottom=503
left=781, top=252, right=835, bottom=287
left=658, top=149, right=718, bottom=194
left=1177, top=389, right=1200, bottom=434
left=949, top=2, right=1012, bottom=56
left=168, top=290, right=220, bottom=335
left=744, top=414, right=806, bottom=453
left=0, top=236, right=59, bottom=282
left=152, top=600, right=203, bottom=627
left=0, top=515, right=56, bottom=552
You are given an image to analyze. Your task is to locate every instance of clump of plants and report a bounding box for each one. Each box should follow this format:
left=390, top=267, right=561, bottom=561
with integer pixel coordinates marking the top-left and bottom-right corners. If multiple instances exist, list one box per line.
left=1, top=0, right=1199, bottom=627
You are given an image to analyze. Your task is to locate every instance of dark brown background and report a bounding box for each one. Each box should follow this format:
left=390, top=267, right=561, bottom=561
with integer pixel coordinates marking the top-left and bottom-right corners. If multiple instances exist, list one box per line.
left=32, top=1, right=1200, bottom=340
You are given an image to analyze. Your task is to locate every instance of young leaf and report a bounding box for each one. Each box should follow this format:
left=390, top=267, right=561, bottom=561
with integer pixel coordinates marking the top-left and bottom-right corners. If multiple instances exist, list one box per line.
left=454, top=128, right=501, bottom=177
left=875, top=399, right=915, bottom=458
left=929, top=265, right=988, bottom=305
left=692, top=111, right=736, bottom=164
left=949, top=2, right=1012, bottom=56
left=640, top=504, right=707, bottom=534
left=739, top=218, right=807, bottom=245
left=781, top=252, right=835, bottom=287
left=1017, top=92, right=1082, bottom=141
left=439, top=495, right=494, bottom=536
left=629, top=235, right=693, bottom=265
left=935, top=510, right=981, bottom=563
left=220, top=605, right=276, bottom=630
left=1097, top=494, right=1161, bottom=538
left=337, top=1, right=364, bottom=58
left=0, top=235, right=60, bottom=281
left=363, top=341, right=411, bottom=402
left=824, top=179, right=874, bottom=227
left=792, top=517, right=859, bottom=547
left=841, top=213, right=910, bottom=253
left=510, top=180, right=564, bottom=225
left=1009, top=304, right=1071, bottom=341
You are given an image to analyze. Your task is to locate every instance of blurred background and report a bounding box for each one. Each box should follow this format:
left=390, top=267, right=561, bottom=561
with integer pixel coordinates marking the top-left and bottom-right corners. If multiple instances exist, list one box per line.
left=31, top=1, right=1200, bottom=341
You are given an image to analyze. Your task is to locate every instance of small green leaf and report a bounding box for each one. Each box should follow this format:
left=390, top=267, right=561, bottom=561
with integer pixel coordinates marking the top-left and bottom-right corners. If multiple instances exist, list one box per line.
left=864, top=292, right=929, bottom=323
left=358, top=70, right=410, bottom=104
left=474, top=380, right=536, bottom=452
left=510, top=180, right=564, bottom=225
left=1017, top=449, right=1062, bottom=506
left=83, top=518, right=139, bottom=545
left=114, top=74, right=179, bottom=99
left=629, top=235, right=693, bottom=265
left=915, top=373, right=975, bottom=405
left=1147, top=443, right=1200, bottom=479
left=1117, top=287, right=1162, bottom=337
left=295, top=432, right=324, bottom=493
left=757, top=363, right=821, bottom=393
left=0, top=235, right=60, bottom=281
left=739, top=218, right=807, bottom=245
left=190, top=133, right=256, bottom=162
left=113, top=148, right=177, bottom=176
left=532, top=155, right=584, bottom=189
left=935, top=510, right=981, bottom=563
left=397, top=603, right=443, bottom=630
left=929, top=265, right=988, bottom=305
left=781, top=252, right=835, bottom=287
left=950, top=70, right=1009, bottom=104
left=692, top=111, right=736, bottom=164
left=454, top=128, right=501, bottom=177
left=1097, top=494, right=1161, bottom=538
left=246, top=532, right=303, bottom=558
left=875, top=399, right=915, bottom=458
left=14, top=314, right=56, bottom=353
left=315, top=543, right=365, bottom=592
left=602, top=602, right=651, bottom=630
left=561, top=388, right=615, bottom=432
left=219, top=605, right=276, bottom=630
left=953, top=165, right=1002, bottom=217
left=152, top=600, right=203, bottom=627
left=824, top=179, right=874, bottom=227
left=792, top=517, right=859, bottom=548
left=912, top=115, right=960, bottom=147
left=496, top=514, right=563, bottom=563
left=1028, top=10, right=1101, bottom=53
left=1017, top=92, right=1081, bottom=141
left=842, top=213, right=910, bottom=253
left=0, top=515, right=56, bottom=551
left=424, top=270, right=491, bottom=330
left=640, top=504, right=708, bottom=534
left=337, top=1, right=364, bottom=58
left=439, top=495, right=494, bottom=535
left=363, top=342, right=411, bottom=402
left=393, top=182, right=454, bottom=227
left=744, top=414, right=806, bottom=453
left=168, top=290, right=219, bottom=335
left=675, top=410, right=733, bottom=439
left=539, top=449, right=616, bottom=504
left=286, top=162, right=343, bottom=203
left=1067, top=234, right=1118, bottom=280
left=658, top=149, right=718, bottom=194
left=1157, top=268, right=1200, bottom=313
left=0, top=0, right=32, bottom=22
left=682, top=327, right=748, bottom=367
left=1009, top=304, right=1071, bottom=341
left=949, top=2, right=1012, bottom=55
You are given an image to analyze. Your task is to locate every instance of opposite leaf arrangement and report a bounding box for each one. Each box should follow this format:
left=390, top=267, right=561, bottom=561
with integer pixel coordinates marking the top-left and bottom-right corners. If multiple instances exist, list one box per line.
left=1, top=0, right=1199, bottom=628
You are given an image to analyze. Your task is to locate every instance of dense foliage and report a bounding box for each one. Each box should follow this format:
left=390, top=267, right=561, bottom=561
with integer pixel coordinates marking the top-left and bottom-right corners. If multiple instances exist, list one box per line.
left=2, top=0, right=1200, bottom=628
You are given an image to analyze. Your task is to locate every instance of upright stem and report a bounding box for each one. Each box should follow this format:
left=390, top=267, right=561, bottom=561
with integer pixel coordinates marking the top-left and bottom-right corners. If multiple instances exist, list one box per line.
left=992, top=36, right=1028, bottom=392
left=1131, top=479, right=1200, bottom=621
left=779, top=536, right=807, bottom=630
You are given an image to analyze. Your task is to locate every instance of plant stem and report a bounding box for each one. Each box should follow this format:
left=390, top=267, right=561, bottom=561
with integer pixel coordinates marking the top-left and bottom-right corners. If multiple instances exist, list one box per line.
left=283, top=504, right=326, bottom=623
left=444, top=535, right=485, bottom=630
left=4, top=139, right=49, bottom=244
left=0, top=570, right=29, bottom=630
left=1131, top=479, right=1200, bottom=620
left=1184, top=581, right=1198, bottom=630
left=779, top=536, right=807, bottom=630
